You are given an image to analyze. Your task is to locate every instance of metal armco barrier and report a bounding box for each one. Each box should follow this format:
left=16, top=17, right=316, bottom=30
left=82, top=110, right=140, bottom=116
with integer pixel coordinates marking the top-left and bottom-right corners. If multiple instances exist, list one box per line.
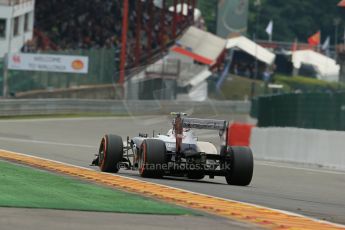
left=0, top=99, right=250, bottom=116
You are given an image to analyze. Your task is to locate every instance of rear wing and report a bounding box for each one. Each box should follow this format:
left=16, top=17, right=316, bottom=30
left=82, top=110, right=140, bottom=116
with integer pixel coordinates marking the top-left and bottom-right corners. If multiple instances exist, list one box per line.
left=182, top=118, right=228, bottom=132
left=172, top=113, right=229, bottom=153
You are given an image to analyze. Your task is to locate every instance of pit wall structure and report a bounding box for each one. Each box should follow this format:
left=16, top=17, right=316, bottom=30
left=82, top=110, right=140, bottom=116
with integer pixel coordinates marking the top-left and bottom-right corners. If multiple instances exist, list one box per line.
left=249, top=127, right=345, bottom=171
left=227, top=123, right=345, bottom=171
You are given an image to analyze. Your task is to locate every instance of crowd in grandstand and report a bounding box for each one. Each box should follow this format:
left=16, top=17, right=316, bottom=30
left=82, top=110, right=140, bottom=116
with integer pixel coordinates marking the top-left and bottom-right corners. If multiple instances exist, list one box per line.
left=27, top=0, right=123, bottom=51
left=24, top=1, right=193, bottom=68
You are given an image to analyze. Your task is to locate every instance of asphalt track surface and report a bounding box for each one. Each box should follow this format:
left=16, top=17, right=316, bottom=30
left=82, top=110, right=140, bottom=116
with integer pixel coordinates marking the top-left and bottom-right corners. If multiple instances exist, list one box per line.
left=0, top=207, right=254, bottom=230
left=0, top=115, right=345, bottom=228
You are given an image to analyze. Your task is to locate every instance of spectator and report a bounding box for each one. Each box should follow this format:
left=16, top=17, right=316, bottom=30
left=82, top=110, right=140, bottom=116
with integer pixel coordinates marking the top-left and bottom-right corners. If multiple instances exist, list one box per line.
left=25, top=0, right=195, bottom=70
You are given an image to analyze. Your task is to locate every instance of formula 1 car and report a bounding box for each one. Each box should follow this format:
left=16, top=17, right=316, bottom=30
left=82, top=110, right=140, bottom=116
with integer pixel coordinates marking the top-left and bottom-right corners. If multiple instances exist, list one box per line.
left=91, top=113, right=254, bottom=186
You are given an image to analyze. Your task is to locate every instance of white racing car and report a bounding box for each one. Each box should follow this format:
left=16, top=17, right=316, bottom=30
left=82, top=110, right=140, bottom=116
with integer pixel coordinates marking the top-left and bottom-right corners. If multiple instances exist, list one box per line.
left=92, top=113, right=254, bottom=186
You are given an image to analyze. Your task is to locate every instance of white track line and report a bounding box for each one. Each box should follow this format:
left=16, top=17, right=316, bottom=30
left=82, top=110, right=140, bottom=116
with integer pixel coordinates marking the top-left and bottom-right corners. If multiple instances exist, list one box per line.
left=256, top=161, right=345, bottom=175
left=0, top=149, right=344, bottom=229
left=1, top=135, right=344, bottom=175
left=0, top=137, right=95, bottom=149
left=0, top=117, right=132, bottom=123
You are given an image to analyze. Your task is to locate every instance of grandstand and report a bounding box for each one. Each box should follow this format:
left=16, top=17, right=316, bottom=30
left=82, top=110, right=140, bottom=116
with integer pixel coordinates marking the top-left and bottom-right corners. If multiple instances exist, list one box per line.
left=31, top=0, right=196, bottom=82
left=1, top=0, right=207, bottom=99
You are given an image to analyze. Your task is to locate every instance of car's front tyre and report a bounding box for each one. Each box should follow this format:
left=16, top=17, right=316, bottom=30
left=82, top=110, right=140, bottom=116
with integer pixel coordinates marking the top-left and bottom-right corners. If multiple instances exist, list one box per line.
left=98, top=134, right=123, bottom=173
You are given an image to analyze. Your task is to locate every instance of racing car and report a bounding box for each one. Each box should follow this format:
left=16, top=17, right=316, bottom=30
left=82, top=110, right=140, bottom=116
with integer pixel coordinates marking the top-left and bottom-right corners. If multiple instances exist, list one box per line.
left=91, top=112, right=254, bottom=186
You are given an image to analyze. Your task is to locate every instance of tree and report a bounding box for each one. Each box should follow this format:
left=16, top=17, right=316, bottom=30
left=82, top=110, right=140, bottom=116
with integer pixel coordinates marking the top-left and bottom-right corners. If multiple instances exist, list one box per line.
left=247, top=0, right=345, bottom=44
left=197, top=0, right=218, bottom=33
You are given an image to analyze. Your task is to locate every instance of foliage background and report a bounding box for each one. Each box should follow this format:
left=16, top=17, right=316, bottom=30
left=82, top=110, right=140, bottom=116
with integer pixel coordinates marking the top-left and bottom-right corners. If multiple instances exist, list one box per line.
left=198, top=0, right=345, bottom=44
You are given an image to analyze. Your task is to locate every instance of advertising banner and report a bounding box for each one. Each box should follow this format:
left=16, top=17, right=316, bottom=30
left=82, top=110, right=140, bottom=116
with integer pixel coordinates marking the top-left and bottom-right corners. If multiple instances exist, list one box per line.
left=7, top=53, right=89, bottom=74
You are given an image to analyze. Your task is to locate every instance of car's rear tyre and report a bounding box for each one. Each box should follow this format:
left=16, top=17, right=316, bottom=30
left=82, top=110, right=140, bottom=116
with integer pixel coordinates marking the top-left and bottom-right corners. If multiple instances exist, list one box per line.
left=222, top=146, right=254, bottom=186
left=139, top=139, right=166, bottom=178
left=98, top=134, right=123, bottom=173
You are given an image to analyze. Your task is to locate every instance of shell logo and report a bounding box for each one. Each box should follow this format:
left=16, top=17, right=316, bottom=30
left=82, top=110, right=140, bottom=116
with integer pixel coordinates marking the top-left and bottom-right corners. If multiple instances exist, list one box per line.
left=12, top=55, right=21, bottom=64
left=71, top=60, right=84, bottom=70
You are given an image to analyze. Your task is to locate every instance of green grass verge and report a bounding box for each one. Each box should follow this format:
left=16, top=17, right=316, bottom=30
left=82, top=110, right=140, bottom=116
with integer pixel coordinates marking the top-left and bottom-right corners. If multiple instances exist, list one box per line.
left=0, top=160, right=198, bottom=215
left=275, top=74, right=345, bottom=92
left=212, top=74, right=345, bottom=100
left=210, top=76, right=267, bottom=100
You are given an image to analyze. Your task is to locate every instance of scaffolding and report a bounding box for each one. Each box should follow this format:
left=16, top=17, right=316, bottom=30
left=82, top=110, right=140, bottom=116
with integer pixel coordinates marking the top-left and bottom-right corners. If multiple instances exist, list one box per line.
left=119, top=0, right=197, bottom=85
